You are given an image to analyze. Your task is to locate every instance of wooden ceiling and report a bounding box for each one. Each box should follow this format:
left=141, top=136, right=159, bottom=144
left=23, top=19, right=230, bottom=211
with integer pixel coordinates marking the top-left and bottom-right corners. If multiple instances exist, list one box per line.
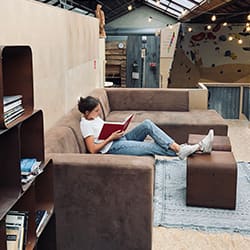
left=181, top=0, right=250, bottom=24
left=36, top=0, right=250, bottom=24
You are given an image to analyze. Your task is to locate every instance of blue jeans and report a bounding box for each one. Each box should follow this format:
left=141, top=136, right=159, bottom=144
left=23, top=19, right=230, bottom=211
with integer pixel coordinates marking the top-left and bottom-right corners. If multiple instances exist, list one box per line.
left=107, top=119, right=177, bottom=156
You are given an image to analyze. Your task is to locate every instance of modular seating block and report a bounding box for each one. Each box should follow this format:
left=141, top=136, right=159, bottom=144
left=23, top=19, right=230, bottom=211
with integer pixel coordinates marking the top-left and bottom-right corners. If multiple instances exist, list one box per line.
left=188, top=134, right=232, bottom=151
left=187, top=151, right=237, bottom=209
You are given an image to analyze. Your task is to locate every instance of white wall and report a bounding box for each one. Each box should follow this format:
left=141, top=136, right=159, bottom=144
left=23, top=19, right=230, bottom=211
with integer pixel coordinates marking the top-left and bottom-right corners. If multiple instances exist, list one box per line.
left=0, top=0, right=102, bottom=130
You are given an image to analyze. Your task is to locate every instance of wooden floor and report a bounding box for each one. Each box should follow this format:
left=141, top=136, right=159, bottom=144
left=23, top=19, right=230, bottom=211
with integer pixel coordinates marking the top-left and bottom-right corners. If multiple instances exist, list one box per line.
left=153, top=117, right=250, bottom=250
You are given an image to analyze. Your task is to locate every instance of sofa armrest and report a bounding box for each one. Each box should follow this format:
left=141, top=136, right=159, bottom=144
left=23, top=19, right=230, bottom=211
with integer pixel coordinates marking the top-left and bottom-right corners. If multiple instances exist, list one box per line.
left=49, top=153, right=154, bottom=250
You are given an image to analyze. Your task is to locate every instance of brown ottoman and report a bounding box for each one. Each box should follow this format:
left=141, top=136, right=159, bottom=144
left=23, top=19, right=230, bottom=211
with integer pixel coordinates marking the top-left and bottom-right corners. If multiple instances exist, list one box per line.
left=186, top=151, right=237, bottom=209
left=188, top=134, right=232, bottom=151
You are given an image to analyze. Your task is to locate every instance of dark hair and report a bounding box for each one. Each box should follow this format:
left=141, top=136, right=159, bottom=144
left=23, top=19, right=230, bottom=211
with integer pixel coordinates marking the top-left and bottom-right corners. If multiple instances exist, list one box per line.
left=78, top=96, right=100, bottom=114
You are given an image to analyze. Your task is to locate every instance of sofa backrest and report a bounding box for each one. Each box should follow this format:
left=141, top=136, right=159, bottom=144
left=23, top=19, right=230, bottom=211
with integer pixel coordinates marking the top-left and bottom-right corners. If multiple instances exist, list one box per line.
left=45, top=126, right=80, bottom=154
left=52, top=106, right=87, bottom=153
left=90, top=88, right=111, bottom=120
left=105, top=88, right=189, bottom=111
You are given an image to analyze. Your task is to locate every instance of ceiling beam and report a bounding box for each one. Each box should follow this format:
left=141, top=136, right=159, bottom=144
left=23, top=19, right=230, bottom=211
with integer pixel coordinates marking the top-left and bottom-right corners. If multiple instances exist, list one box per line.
left=180, top=0, right=233, bottom=22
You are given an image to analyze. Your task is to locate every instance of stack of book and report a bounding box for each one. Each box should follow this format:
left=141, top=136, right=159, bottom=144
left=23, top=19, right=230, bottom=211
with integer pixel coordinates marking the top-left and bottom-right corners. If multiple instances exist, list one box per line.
left=5, top=211, right=28, bottom=250
left=20, top=158, right=42, bottom=184
left=3, top=95, right=24, bottom=125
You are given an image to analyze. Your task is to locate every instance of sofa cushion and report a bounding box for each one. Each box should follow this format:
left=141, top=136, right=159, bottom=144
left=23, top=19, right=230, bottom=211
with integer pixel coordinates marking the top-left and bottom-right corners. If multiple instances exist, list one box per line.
left=45, top=126, right=80, bottom=154
left=90, top=88, right=111, bottom=120
left=106, top=109, right=228, bottom=144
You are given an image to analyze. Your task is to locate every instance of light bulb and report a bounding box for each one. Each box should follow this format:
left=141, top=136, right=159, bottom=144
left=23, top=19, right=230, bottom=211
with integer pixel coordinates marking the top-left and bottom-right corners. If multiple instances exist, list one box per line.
left=247, top=14, right=250, bottom=21
left=207, top=25, right=212, bottom=30
left=223, top=22, right=228, bottom=26
left=188, top=27, right=192, bottom=32
left=156, top=0, right=160, bottom=5
left=247, top=26, right=250, bottom=32
left=148, top=16, right=152, bottom=22
left=228, top=35, right=233, bottom=41
left=128, top=5, right=132, bottom=11
left=169, top=24, right=173, bottom=29
left=211, top=15, right=216, bottom=22
left=238, top=39, right=243, bottom=44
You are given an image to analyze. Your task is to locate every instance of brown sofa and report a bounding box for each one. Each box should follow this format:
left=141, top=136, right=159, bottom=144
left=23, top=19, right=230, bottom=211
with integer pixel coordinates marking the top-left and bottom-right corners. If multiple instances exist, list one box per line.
left=45, top=88, right=228, bottom=250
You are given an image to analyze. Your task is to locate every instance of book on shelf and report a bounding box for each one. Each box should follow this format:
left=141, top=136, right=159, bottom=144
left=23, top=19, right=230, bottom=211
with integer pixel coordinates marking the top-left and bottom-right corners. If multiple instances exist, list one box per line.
left=4, top=107, right=25, bottom=125
left=6, top=226, right=19, bottom=250
left=3, top=95, right=22, bottom=106
left=3, top=95, right=24, bottom=125
left=20, top=158, right=42, bottom=184
left=6, top=211, right=28, bottom=250
left=98, top=114, right=134, bottom=140
left=4, top=100, right=22, bottom=113
left=35, top=210, right=49, bottom=235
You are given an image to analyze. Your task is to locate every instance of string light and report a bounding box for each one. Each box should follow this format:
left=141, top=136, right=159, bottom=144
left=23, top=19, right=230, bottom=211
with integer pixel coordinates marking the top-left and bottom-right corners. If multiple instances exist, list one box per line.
left=238, top=39, right=243, bottom=44
left=228, top=35, right=233, bottom=41
left=128, top=5, right=132, bottom=11
left=207, top=25, right=212, bottom=30
left=211, top=14, right=216, bottom=21
left=188, top=27, right=192, bottom=32
left=222, top=22, right=228, bottom=26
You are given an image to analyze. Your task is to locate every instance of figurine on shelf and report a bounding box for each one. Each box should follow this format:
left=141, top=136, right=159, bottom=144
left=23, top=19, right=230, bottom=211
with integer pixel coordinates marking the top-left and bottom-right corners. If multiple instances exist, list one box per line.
left=95, top=4, right=106, bottom=38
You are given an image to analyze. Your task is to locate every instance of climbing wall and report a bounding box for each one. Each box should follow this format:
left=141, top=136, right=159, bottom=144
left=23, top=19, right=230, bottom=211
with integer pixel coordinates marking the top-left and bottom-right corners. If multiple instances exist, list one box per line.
left=169, top=23, right=250, bottom=87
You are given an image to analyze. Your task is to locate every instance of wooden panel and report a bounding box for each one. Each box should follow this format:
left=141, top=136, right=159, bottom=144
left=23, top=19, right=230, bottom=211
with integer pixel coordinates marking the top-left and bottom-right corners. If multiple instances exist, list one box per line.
left=208, top=86, right=240, bottom=119
left=19, top=110, right=44, bottom=162
left=0, top=126, right=21, bottom=220
left=105, top=41, right=127, bottom=87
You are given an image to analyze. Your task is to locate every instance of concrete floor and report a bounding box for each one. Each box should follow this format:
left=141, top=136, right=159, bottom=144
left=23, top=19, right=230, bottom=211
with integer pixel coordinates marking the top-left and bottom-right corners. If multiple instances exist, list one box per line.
left=153, top=118, right=250, bottom=250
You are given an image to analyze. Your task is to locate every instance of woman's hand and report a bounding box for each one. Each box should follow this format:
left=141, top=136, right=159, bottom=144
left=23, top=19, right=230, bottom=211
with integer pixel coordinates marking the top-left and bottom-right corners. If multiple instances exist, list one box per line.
left=108, top=130, right=124, bottom=141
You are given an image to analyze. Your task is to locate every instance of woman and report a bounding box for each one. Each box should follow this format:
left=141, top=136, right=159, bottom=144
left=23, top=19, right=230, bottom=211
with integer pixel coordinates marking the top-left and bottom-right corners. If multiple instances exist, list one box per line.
left=78, top=96, right=214, bottom=160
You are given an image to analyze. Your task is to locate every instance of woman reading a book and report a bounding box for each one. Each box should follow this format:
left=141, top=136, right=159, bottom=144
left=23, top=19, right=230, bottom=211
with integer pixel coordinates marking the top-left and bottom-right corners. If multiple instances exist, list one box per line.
left=78, top=96, right=214, bottom=160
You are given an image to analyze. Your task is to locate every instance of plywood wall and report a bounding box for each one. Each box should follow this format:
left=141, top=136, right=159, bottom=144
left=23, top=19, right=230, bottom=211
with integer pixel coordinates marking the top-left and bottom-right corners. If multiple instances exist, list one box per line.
left=0, top=0, right=102, bottom=130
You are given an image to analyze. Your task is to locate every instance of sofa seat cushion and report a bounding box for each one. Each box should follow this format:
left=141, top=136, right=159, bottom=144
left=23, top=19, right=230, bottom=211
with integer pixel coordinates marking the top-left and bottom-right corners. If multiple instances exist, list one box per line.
left=106, top=109, right=228, bottom=144
left=45, top=126, right=80, bottom=154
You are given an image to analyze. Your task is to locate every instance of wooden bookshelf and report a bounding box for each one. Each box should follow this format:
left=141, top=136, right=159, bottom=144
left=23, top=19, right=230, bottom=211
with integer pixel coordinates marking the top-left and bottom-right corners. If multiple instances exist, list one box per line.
left=0, top=45, right=56, bottom=249
left=0, top=45, right=34, bottom=129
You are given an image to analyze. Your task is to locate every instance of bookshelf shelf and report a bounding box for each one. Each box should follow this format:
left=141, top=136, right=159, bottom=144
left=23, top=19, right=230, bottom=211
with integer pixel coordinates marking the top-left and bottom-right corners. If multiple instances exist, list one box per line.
left=0, top=45, right=34, bottom=129
left=0, top=45, right=55, bottom=249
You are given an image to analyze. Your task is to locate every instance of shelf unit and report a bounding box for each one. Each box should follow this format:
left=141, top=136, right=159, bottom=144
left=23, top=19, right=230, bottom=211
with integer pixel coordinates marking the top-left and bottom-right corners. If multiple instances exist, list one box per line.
left=0, top=45, right=55, bottom=249
left=0, top=45, right=34, bottom=129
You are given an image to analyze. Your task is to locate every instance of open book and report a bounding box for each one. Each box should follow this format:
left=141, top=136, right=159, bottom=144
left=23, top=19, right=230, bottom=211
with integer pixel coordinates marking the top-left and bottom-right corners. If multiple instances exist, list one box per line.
left=98, top=114, right=134, bottom=140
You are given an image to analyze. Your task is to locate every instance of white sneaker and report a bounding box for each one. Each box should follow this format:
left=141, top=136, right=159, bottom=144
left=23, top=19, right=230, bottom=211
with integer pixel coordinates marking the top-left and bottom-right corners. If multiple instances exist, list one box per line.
left=199, top=129, right=214, bottom=153
left=178, top=144, right=199, bottom=160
